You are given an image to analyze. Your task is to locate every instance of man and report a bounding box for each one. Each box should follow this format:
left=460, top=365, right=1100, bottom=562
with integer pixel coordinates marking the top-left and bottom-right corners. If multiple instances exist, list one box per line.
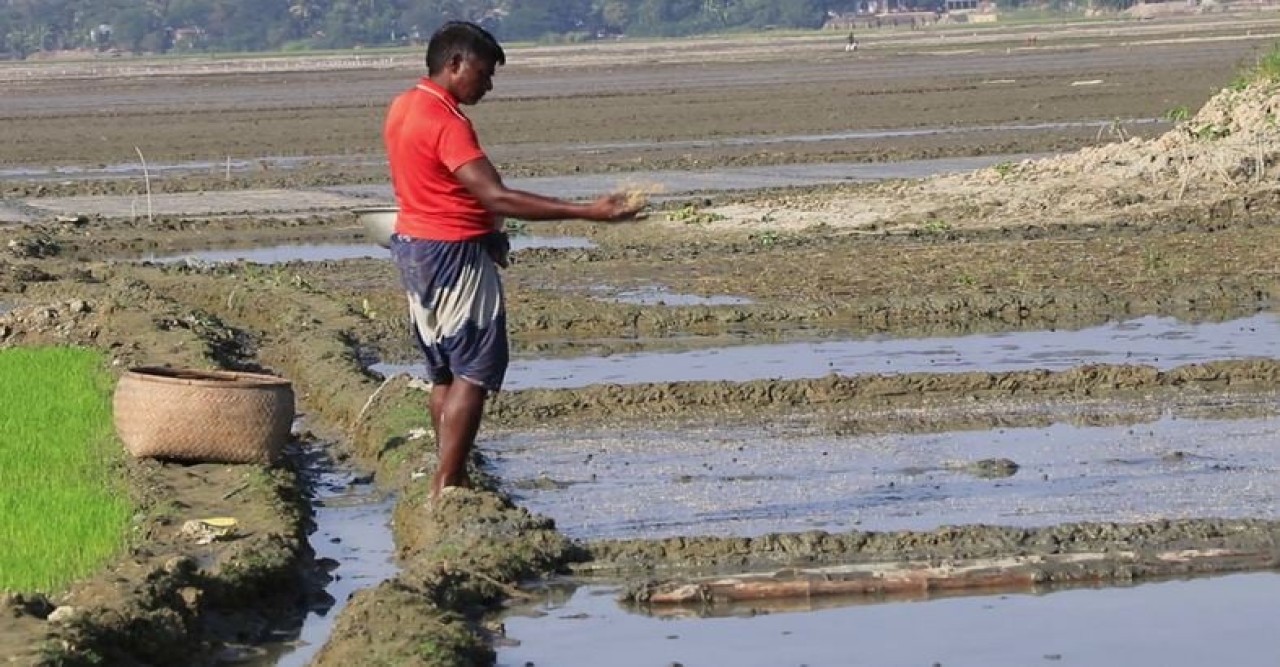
left=384, top=21, right=640, bottom=499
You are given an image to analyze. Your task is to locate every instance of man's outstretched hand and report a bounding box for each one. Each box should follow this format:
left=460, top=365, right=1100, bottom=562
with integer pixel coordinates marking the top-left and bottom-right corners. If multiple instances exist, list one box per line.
left=589, top=193, right=646, bottom=222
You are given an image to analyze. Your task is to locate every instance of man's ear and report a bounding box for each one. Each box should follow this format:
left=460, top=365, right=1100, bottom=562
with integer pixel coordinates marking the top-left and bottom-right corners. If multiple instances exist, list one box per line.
left=444, top=52, right=466, bottom=74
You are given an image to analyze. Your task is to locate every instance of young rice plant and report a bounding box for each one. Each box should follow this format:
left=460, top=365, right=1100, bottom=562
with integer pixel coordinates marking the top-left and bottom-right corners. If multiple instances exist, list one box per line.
left=0, top=347, right=131, bottom=593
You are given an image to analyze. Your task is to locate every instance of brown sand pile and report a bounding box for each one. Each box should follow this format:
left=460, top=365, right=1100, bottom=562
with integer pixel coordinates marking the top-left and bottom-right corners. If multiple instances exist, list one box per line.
left=700, top=80, right=1280, bottom=232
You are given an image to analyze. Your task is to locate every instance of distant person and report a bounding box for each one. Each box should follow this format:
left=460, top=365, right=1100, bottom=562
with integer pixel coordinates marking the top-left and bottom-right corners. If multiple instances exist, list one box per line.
left=383, top=21, right=642, bottom=500
left=846, top=31, right=859, bottom=52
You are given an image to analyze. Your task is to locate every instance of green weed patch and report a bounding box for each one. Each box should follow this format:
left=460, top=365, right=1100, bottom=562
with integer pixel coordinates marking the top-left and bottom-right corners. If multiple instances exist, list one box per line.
left=1230, top=41, right=1280, bottom=89
left=0, top=347, right=130, bottom=593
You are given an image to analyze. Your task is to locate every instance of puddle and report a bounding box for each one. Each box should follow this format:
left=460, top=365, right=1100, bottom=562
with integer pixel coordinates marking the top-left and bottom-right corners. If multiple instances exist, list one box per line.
left=542, top=118, right=1161, bottom=154
left=592, top=284, right=753, bottom=306
left=13, top=155, right=1039, bottom=222
left=0, top=201, right=36, bottom=224
left=491, top=411, right=1280, bottom=540
left=250, top=446, right=397, bottom=666
left=374, top=313, right=1280, bottom=391
left=142, top=236, right=596, bottom=265
left=145, top=243, right=387, bottom=265
left=499, top=573, right=1280, bottom=667
left=20, top=188, right=370, bottom=220
left=0, top=154, right=383, bottom=182
left=323, top=154, right=1040, bottom=202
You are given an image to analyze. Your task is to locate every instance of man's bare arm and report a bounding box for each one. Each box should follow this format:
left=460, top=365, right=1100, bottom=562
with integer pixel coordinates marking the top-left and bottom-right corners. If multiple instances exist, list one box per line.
left=454, top=157, right=639, bottom=222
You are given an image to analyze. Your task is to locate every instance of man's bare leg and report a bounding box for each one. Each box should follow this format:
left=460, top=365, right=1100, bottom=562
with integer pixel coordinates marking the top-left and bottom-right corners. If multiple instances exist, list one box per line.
left=429, top=382, right=448, bottom=437
left=430, top=379, right=488, bottom=498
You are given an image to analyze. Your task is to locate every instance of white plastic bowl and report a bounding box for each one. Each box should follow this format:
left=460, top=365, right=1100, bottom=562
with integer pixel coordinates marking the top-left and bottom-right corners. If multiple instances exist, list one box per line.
left=353, top=206, right=398, bottom=248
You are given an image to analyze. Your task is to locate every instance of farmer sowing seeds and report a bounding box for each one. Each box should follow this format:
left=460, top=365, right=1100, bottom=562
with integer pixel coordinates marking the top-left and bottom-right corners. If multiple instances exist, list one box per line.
left=383, top=21, right=643, bottom=500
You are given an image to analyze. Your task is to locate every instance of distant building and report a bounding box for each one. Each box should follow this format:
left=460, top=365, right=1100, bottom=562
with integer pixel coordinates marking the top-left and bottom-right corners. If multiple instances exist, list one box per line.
left=944, top=0, right=999, bottom=22
left=825, top=0, right=997, bottom=27
left=90, top=23, right=113, bottom=49
left=171, top=26, right=206, bottom=49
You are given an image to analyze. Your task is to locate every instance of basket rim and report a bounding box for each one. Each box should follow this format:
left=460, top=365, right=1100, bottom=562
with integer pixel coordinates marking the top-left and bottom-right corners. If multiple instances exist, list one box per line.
left=124, top=366, right=291, bottom=389
left=351, top=205, right=398, bottom=214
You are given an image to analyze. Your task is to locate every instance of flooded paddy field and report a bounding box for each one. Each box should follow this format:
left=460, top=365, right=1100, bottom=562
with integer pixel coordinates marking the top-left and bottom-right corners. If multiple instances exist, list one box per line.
left=3, top=12, right=1280, bottom=666
left=377, top=312, right=1280, bottom=390
left=500, top=573, right=1280, bottom=667
left=493, top=406, right=1280, bottom=540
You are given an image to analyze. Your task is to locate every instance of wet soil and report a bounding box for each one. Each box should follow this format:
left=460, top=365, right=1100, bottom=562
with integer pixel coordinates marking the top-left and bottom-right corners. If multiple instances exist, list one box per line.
left=4, top=13, right=1280, bottom=666
left=1, top=14, right=1273, bottom=197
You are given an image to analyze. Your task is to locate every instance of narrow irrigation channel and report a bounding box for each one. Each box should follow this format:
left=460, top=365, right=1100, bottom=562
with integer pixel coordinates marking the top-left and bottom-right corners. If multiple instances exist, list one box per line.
left=247, top=442, right=397, bottom=666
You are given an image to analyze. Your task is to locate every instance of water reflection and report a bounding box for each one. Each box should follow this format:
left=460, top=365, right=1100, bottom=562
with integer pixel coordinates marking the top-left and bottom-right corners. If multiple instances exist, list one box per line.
left=375, top=313, right=1280, bottom=391
left=251, top=446, right=397, bottom=667
left=493, top=412, right=1280, bottom=539
left=499, top=574, right=1280, bottom=667
left=326, top=154, right=1038, bottom=202
left=595, top=284, right=753, bottom=306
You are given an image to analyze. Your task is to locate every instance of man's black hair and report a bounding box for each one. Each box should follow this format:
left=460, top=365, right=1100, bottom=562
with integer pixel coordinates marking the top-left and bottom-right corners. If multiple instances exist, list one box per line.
left=426, top=21, right=505, bottom=75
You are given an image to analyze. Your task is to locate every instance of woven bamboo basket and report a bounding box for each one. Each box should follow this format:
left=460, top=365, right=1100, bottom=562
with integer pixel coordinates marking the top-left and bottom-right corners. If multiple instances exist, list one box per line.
left=114, top=367, right=295, bottom=464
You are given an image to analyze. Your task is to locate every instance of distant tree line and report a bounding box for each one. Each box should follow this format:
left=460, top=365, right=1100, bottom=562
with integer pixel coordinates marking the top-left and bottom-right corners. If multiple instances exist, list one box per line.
left=0, top=0, right=843, bottom=57
left=1, top=0, right=1143, bottom=57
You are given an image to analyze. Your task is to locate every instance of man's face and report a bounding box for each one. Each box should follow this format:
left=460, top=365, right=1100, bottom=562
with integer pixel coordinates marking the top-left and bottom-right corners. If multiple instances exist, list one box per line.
left=453, top=53, right=496, bottom=105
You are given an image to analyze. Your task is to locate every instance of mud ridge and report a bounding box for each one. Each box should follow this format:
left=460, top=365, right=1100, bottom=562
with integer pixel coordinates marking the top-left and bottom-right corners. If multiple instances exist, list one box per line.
left=586, top=518, right=1280, bottom=575
left=486, top=359, right=1280, bottom=429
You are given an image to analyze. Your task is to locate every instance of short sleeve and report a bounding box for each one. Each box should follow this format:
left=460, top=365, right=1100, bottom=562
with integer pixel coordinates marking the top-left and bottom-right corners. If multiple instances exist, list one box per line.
left=438, top=118, right=487, bottom=172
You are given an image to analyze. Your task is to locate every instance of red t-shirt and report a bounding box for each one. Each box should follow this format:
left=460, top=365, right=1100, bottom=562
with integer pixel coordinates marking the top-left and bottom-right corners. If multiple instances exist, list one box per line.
left=384, top=78, right=495, bottom=241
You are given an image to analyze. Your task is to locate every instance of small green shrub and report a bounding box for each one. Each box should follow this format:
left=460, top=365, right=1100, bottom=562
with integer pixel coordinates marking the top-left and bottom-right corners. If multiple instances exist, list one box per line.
left=1230, top=42, right=1280, bottom=89
left=922, top=219, right=952, bottom=234
left=1163, top=105, right=1191, bottom=123
left=667, top=203, right=726, bottom=225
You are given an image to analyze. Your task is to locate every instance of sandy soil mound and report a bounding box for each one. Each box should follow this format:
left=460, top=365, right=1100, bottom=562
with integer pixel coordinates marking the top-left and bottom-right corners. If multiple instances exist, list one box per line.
left=704, top=79, right=1280, bottom=232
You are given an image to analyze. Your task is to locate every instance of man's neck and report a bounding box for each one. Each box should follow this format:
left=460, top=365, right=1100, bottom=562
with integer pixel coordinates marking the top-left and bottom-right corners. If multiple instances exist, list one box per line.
left=424, top=75, right=458, bottom=102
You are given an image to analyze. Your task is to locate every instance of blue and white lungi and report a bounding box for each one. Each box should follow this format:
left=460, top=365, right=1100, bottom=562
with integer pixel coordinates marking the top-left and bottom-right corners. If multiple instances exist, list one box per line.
left=389, top=233, right=509, bottom=391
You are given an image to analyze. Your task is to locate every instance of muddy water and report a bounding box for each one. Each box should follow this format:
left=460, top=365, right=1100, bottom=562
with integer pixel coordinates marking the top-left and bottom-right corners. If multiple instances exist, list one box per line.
left=0, top=120, right=1126, bottom=182
left=499, top=573, right=1280, bottom=667
left=491, top=410, right=1280, bottom=540
left=7, top=155, right=1031, bottom=222
left=256, top=452, right=397, bottom=667
left=533, top=119, right=1159, bottom=154
left=376, top=313, right=1280, bottom=391
left=142, top=235, right=595, bottom=264
left=0, top=130, right=1070, bottom=188
left=326, top=155, right=1034, bottom=202
left=0, top=155, right=382, bottom=182
left=590, top=284, right=753, bottom=306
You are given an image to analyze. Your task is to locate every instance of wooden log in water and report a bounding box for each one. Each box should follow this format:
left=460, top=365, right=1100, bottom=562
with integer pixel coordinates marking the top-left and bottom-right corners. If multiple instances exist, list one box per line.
left=638, top=548, right=1277, bottom=605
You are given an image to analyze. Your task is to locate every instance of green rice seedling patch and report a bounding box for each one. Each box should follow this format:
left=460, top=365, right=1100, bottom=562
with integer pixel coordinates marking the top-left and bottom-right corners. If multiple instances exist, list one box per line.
left=0, top=347, right=131, bottom=593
